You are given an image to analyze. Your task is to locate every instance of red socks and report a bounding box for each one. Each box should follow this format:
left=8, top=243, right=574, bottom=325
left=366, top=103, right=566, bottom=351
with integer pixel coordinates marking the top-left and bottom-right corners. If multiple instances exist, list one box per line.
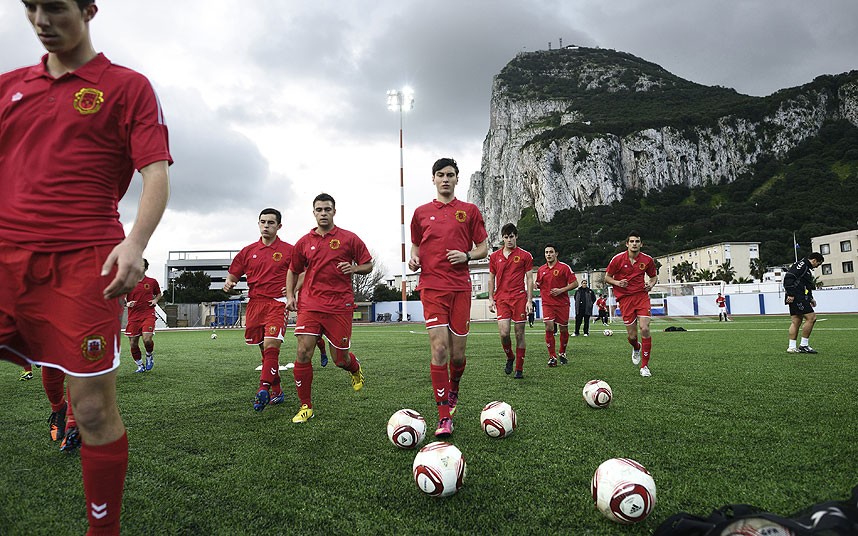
left=641, top=337, right=652, bottom=367
left=316, top=338, right=326, bottom=354
left=81, top=431, right=128, bottom=535
left=515, top=348, right=525, bottom=372
left=559, top=330, right=569, bottom=353
left=129, top=346, right=142, bottom=363
left=42, top=366, right=66, bottom=412
left=143, top=340, right=154, bottom=354
left=502, top=344, right=514, bottom=360
left=259, top=347, right=280, bottom=389
left=334, top=349, right=359, bottom=373
left=544, top=330, right=556, bottom=357
left=628, top=337, right=641, bottom=351
left=430, top=364, right=450, bottom=420
left=449, top=359, right=466, bottom=393
left=292, top=362, right=313, bottom=407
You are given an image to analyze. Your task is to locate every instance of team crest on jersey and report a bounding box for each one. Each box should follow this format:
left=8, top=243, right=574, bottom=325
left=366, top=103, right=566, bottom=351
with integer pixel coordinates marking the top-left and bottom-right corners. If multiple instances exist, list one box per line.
left=144, top=283, right=150, bottom=290
left=553, top=269, right=559, bottom=276
left=513, top=255, right=520, bottom=263
left=73, top=87, right=104, bottom=115
left=273, top=252, right=283, bottom=261
left=455, top=210, right=467, bottom=222
left=638, top=262, right=647, bottom=270
left=329, top=239, right=341, bottom=250
left=81, top=335, right=107, bottom=362
left=268, top=326, right=278, bottom=335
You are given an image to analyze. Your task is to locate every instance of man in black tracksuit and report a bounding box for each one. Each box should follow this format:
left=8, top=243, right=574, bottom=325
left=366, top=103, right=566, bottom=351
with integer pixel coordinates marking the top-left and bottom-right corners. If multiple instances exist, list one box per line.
left=783, top=252, right=824, bottom=354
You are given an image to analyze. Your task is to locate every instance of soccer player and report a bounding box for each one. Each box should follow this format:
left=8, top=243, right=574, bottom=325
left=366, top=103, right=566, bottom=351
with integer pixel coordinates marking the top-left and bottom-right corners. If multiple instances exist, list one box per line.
left=224, top=208, right=293, bottom=412
left=783, top=252, right=824, bottom=354
left=0, top=1, right=172, bottom=532
left=285, top=193, right=373, bottom=423
left=605, top=232, right=658, bottom=377
left=716, top=292, right=729, bottom=322
left=535, top=245, right=578, bottom=366
left=596, top=294, right=610, bottom=326
left=488, top=223, right=533, bottom=379
left=125, top=258, right=162, bottom=372
left=409, top=158, right=488, bottom=437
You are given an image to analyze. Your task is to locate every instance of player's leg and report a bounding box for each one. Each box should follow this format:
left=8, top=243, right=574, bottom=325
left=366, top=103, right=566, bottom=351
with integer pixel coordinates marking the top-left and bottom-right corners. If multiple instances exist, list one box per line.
left=513, top=319, right=526, bottom=378
left=142, top=328, right=155, bottom=371
left=639, top=314, right=653, bottom=377
left=446, top=291, right=470, bottom=420
left=20, top=363, right=33, bottom=381
left=261, top=337, right=285, bottom=406
left=574, top=314, right=582, bottom=336
left=497, top=317, right=514, bottom=374
left=787, top=314, right=802, bottom=352
left=322, top=312, right=362, bottom=390
left=799, top=311, right=818, bottom=353
left=543, top=312, right=557, bottom=366
left=60, top=384, right=81, bottom=453
left=42, top=366, right=68, bottom=441
left=316, top=336, right=328, bottom=367
left=291, top=334, right=317, bottom=422
left=127, top=333, right=145, bottom=373
left=557, top=306, right=570, bottom=364
left=583, top=315, right=591, bottom=336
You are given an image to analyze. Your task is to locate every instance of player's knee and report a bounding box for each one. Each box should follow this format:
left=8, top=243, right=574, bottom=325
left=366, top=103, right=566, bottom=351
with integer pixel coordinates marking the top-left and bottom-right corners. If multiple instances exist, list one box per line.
left=72, top=395, right=114, bottom=432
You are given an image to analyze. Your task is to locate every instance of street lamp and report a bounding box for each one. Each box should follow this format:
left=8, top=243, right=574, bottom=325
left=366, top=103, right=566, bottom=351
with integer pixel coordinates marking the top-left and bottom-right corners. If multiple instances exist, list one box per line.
left=387, top=87, right=414, bottom=321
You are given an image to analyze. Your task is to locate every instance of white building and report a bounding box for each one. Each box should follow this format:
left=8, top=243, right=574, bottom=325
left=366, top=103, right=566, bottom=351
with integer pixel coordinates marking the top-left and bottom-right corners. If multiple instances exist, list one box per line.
left=812, top=229, right=857, bottom=287
left=656, top=242, right=760, bottom=284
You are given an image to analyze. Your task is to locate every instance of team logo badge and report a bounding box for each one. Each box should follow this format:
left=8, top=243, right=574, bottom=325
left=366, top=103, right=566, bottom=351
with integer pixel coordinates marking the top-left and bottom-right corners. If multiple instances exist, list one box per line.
left=638, top=262, right=647, bottom=270
left=455, top=210, right=467, bottom=223
left=268, top=326, right=278, bottom=335
left=81, top=335, right=107, bottom=362
left=513, top=255, right=520, bottom=263
left=273, top=252, right=283, bottom=261
left=329, top=239, right=341, bottom=250
left=144, top=283, right=150, bottom=290
left=73, top=87, right=104, bottom=115
left=553, top=269, right=559, bottom=276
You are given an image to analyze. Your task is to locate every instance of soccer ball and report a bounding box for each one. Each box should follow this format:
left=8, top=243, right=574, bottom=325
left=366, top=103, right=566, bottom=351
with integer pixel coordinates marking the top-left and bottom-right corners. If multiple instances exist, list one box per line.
left=386, top=409, right=426, bottom=449
left=718, top=518, right=795, bottom=536
left=603, top=329, right=613, bottom=336
left=480, top=401, right=517, bottom=438
left=412, top=441, right=466, bottom=497
left=210, top=332, right=218, bottom=339
left=582, top=380, right=613, bottom=409
left=592, top=458, right=657, bottom=524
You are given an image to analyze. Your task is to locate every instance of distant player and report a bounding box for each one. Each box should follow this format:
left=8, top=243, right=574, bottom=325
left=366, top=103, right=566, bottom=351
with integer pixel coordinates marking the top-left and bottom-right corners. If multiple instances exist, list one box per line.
left=715, top=292, right=729, bottom=322
left=20, top=364, right=33, bottom=381
left=125, top=258, right=162, bottom=372
left=783, top=252, right=824, bottom=354
left=409, top=158, right=488, bottom=438
left=224, top=208, right=293, bottom=411
left=596, top=294, right=610, bottom=325
left=605, top=232, right=658, bottom=377
left=488, top=223, right=534, bottom=379
left=285, top=193, right=373, bottom=423
left=535, top=245, right=578, bottom=367
left=0, top=0, right=172, bottom=531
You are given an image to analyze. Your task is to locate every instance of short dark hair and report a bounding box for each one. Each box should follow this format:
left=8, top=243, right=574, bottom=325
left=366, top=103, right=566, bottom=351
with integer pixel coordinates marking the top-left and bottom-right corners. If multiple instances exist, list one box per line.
left=544, top=244, right=556, bottom=251
left=143, top=258, right=149, bottom=271
left=259, top=208, right=282, bottom=224
left=501, top=223, right=518, bottom=237
left=313, top=193, right=335, bottom=208
left=75, top=0, right=96, bottom=10
left=809, top=252, right=825, bottom=263
left=627, top=231, right=642, bottom=241
left=432, top=158, right=459, bottom=175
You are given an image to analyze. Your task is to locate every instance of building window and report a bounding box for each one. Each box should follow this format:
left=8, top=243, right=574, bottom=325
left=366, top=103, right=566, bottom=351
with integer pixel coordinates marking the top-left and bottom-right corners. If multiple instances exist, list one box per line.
left=820, top=243, right=830, bottom=255
left=821, top=264, right=832, bottom=275
left=843, top=261, right=854, bottom=274
left=841, top=240, right=852, bottom=253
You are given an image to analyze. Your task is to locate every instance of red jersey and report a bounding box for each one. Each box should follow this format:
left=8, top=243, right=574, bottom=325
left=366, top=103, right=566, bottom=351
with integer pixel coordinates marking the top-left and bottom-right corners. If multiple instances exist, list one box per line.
left=716, top=296, right=726, bottom=308
left=606, top=251, right=657, bottom=300
left=536, top=262, right=577, bottom=307
left=596, top=296, right=608, bottom=312
left=489, top=246, right=533, bottom=300
left=0, top=54, right=172, bottom=251
left=126, top=276, right=161, bottom=320
left=410, top=198, right=488, bottom=291
left=229, top=237, right=293, bottom=300
left=290, top=226, right=372, bottom=313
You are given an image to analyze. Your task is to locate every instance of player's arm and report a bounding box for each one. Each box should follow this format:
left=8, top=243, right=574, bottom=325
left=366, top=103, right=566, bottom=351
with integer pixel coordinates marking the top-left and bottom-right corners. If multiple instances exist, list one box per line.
left=488, top=272, right=497, bottom=313
left=644, top=275, right=658, bottom=292
left=408, top=243, right=421, bottom=272
left=102, top=160, right=170, bottom=299
left=285, top=269, right=298, bottom=311
left=604, top=272, right=627, bottom=288
left=223, top=273, right=240, bottom=293
left=342, top=259, right=373, bottom=275
left=150, top=290, right=163, bottom=306
left=525, top=270, right=534, bottom=314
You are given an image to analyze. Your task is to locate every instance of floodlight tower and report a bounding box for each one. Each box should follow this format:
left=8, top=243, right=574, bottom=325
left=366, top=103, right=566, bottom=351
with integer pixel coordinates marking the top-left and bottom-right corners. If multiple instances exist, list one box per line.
left=387, top=87, right=414, bottom=321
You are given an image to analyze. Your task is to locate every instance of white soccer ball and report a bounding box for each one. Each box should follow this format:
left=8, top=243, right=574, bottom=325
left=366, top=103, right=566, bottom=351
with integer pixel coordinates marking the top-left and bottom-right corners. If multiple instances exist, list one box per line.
left=592, top=458, right=657, bottom=524
left=210, top=332, right=218, bottom=339
left=412, top=441, right=466, bottom=497
left=386, top=409, right=426, bottom=449
left=604, top=329, right=613, bottom=336
left=582, top=380, right=613, bottom=409
left=480, top=400, right=517, bottom=438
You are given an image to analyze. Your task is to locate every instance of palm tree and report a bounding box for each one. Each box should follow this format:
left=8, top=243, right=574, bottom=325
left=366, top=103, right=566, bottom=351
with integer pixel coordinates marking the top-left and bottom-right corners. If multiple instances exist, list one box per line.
left=671, top=261, right=695, bottom=283
left=749, top=258, right=766, bottom=281
left=714, top=259, right=736, bottom=283
left=696, top=269, right=714, bottom=281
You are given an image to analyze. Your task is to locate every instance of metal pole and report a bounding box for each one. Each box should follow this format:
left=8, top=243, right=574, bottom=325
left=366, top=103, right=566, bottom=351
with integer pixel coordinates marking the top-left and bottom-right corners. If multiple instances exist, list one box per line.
left=399, top=101, right=408, bottom=322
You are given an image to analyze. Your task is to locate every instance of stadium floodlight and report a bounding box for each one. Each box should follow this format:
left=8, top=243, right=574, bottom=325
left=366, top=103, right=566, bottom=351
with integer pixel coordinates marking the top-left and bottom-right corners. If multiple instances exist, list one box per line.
left=387, top=87, right=415, bottom=322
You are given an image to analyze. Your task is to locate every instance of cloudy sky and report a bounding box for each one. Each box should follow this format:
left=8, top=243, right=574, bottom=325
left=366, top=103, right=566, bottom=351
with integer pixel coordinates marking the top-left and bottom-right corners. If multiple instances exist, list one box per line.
left=2, top=0, right=856, bottom=287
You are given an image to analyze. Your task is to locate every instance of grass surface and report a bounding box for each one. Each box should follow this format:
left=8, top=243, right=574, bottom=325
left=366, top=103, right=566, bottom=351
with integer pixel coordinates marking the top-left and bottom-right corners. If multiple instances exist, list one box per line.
left=2, top=314, right=857, bottom=535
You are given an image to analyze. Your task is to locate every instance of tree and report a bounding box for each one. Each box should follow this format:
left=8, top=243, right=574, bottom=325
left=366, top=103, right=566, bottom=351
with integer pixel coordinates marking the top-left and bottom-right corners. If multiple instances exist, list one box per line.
left=749, top=258, right=766, bottom=281
left=695, top=269, right=714, bottom=282
left=168, top=271, right=229, bottom=303
left=734, top=276, right=753, bottom=284
left=714, top=259, right=736, bottom=283
left=352, top=258, right=387, bottom=302
left=671, top=261, right=695, bottom=283
left=372, top=284, right=402, bottom=302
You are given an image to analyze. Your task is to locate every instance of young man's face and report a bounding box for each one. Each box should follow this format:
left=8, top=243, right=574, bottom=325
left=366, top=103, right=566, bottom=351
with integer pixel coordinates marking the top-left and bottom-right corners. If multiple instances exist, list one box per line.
left=809, top=258, right=821, bottom=268
left=544, top=247, right=557, bottom=264
left=626, top=236, right=642, bottom=253
left=313, top=201, right=336, bottom=229
left=433, top=166, right=458, bottom=197
left=258, top=213, right=281, bottom=240
left=502, top=233, right=517, bottom=249
left=24, top=0, right=94, bottom=55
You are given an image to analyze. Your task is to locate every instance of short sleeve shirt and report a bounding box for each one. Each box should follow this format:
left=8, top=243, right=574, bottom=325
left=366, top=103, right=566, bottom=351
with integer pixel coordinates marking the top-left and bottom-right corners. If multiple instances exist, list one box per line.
left=291, top=226, right=372, bottom=313
left=0, top=54, right=172, bottom=250
left=536, top=262, right=576, bottom=307
left=489, top=246, right=533, bottom=300
left=606, top=251, right=657, bottom=300
left=410, top=198, right=488, bottom=291
left=716, top=296, right=726, bottom=308
left=126, top=276, right=161, bottom=320
left=229, top=237, right=293, bottom=299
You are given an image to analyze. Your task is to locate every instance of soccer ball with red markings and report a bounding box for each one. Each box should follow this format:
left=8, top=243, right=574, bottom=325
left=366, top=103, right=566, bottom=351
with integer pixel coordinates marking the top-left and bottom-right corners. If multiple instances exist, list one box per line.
left=480, top=401, right=517, bottom=438
left=592, top=458, right=657, bottom=524
left=386, top=409, right=426, bottom=449
left=582, top=380, right=613, bottom=409
left=604, top=329, right=613, bottom=336
left=412, top=441, right=466, bottom=497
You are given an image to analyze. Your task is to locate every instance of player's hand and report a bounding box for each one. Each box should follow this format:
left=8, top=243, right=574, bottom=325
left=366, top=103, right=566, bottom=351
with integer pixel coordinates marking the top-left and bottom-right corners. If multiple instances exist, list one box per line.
left=550, top=288, right=562, bottom=296
left=811, top=299, right=817, bottom=307
left=337, top=261, right=354, bottom=274
left=223, top=281, right=236, bottom=293
left=126, top=300, right=137, bottom=308
left=785, top=296, right=794, bottom=303
left=281, top=286, right=288, bottom=297
left=617, top=279, right=629, bottom=288
left=526, top=301, right=534, bottom=314
left=445, top=249, right=466, bottom=265
left=285, top=297, right=297, bottom=312
left=148, top=299, right=158, bottom=307
left=488, top=299, right=496, bottom=313
left=101, top=240, right=145, bottom=299
left=408, top=256, right=421, bottom=271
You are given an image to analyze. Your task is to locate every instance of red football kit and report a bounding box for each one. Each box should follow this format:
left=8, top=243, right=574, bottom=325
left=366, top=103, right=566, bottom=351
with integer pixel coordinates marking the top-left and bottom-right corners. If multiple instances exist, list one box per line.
left=606, top=251, right=657, bottom=324
left=536, top=261, right=576, bottom=325
left=489, top=246, right=533, bottom=322
left=125, top=276, right=161, bottom=336
left=716, top=296, right=726, bottom=308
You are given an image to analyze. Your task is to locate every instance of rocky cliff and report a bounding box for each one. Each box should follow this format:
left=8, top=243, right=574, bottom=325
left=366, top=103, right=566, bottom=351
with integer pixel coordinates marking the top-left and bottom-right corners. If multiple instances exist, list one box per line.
left=468, top=47, right=858, bottom=242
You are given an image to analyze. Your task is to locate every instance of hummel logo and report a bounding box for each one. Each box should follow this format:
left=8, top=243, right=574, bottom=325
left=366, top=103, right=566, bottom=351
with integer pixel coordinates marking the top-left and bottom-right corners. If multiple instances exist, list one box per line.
left=91, top=502, right=108, bottom=519
left=436, top=388, right=446, bottom=397
left=295, top=380, right=303, bottom=387
left=426, top=317, right=438, bottom=323
left=12, top=92, right=23, bottom=102
left=270, top=368, right=277, bottom=375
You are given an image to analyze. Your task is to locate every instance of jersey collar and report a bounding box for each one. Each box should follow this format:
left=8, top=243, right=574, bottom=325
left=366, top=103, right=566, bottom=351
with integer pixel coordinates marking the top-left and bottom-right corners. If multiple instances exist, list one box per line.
left=25, top=53, right=111, bottom=83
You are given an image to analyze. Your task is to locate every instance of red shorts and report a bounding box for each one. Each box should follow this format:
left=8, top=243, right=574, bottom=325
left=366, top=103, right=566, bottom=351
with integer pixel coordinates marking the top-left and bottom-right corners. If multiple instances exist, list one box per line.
left=495, top=295, right=527, bottom=323
left=542, top=303, right=570, bottom=326
left=0, top=242, right=122, bottom=377
left=245, top=298, right=287, bottom=345
left=420, top=289, right=471, bottom=336
left=293, top=309, right=353, bottom=350
left=125, top=315, right=156, bottom=337
left=618, top=292, right=651, bottom=325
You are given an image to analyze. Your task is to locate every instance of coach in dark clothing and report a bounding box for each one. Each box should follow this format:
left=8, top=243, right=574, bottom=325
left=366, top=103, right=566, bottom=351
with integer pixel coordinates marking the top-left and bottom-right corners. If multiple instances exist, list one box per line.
left=573, top=280, right=597, bottom=336
left=783, top=252, right=824, bottom=354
